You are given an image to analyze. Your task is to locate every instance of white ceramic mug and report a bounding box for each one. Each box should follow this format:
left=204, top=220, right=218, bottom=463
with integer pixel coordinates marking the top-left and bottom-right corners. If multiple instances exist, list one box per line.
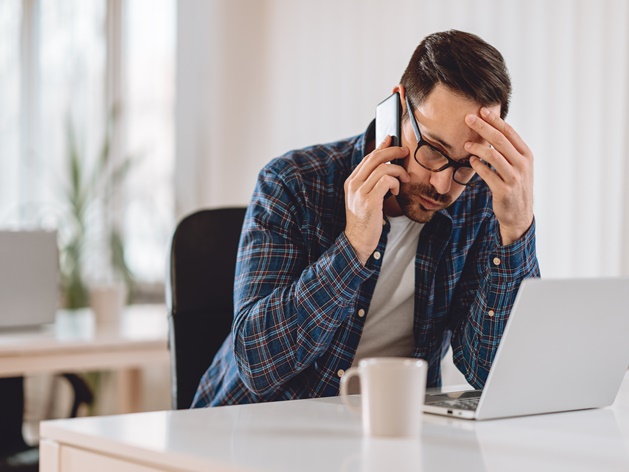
left=340, top=357, right=427, bottom=437
left=89, top=282, right=127, bottom=329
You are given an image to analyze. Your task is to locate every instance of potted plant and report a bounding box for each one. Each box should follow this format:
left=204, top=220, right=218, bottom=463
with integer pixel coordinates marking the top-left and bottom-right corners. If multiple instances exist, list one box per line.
left=59, top=109, right=135, bottom=315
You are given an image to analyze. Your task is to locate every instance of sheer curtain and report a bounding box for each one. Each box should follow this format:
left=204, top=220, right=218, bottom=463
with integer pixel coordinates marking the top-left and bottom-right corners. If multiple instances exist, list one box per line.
left=177, top=0, right=629, bottom=278
left=0, top=0, right=22, bottom=215
left=0, top=0, right=175, bottom=285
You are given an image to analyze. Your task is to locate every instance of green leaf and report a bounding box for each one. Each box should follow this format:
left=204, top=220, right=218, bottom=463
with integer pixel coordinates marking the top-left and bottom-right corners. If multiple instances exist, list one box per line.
left=110, top=229, right=134, bottom=286
left=59, top=106, right=136, bottom=308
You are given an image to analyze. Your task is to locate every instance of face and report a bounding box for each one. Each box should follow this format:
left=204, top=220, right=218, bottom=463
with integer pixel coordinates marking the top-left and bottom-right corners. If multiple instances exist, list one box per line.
left=393, top=84, right=500, bottom=223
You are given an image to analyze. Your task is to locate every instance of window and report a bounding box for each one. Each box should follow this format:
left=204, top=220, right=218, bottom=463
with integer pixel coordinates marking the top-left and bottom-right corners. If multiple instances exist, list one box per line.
left=0, top=0, right=23, bottom=221
left=0, top=0, right=176, bottom=298
left=124, top=0, right=176, bottom=283
left=39, top=0, right=107, bottom=221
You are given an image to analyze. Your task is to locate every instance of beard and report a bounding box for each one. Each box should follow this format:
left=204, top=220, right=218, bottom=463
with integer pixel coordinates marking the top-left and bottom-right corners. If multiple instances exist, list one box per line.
left=395, top=182, right=453, bottom=223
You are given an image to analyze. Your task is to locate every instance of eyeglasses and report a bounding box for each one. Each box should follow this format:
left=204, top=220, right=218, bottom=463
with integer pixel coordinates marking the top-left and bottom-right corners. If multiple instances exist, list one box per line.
left=405, top=96, right=480, bottom=187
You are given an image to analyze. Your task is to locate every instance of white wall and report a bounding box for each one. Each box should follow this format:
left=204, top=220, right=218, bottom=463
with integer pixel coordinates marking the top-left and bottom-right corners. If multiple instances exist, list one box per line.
left=177, top=0, right=629, bottom=278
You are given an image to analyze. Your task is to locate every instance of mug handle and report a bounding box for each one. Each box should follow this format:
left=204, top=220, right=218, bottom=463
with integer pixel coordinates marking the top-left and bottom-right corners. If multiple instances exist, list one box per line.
left=339, top=367, right=361, bottom=414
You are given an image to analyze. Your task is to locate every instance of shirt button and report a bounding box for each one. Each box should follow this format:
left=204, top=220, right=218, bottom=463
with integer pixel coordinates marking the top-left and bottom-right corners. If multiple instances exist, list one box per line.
left=493, top=257, right=501, bottom=266
left=337, top=369, right=345, bottom=378
left=488, top=310, right=495, bottom=317
left=373, top=251, right=381, bottom=260
left=358, top=309, right=365, bottom=318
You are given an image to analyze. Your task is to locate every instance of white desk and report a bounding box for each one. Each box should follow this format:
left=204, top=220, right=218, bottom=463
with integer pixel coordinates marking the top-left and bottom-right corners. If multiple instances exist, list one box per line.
left=0, top=304, right=169, bottom=413
left=40, top=371, right=629, bottom=472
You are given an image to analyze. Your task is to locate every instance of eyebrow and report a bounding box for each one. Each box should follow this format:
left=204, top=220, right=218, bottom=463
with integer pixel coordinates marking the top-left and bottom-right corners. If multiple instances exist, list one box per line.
left=423, top=130, right=455, bottom=153
left=422, top=130, right=473, bottom=163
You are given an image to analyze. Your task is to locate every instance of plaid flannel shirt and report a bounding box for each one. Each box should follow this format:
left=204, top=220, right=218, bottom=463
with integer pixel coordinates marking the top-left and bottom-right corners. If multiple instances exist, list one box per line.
left=192, top=121, right=540, bottom=408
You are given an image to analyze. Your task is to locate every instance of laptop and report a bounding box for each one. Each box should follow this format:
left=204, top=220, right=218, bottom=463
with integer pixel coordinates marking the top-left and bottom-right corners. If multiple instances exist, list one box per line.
left=0, top=230, right=59, bottom=328
left=424, top=277, right=629, bottom=420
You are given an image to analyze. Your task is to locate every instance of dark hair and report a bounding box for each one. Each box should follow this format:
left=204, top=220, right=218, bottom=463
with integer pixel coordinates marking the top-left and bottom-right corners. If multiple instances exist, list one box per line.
left=400, top=30, right=511, bottom=119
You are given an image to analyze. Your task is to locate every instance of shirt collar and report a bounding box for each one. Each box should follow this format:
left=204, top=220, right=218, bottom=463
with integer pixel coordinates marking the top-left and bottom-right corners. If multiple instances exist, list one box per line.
left=351, top=120, right=376, bottom=169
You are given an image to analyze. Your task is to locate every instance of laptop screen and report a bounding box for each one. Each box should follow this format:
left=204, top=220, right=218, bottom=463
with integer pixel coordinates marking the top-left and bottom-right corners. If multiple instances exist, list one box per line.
left=0, top=230, right=59, bottom=328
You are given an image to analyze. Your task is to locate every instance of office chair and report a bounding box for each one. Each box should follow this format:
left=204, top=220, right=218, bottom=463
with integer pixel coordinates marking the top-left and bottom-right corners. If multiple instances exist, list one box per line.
left=0, top=374, right=93, bottom=471
left=166, top=207, right=247, bottom=410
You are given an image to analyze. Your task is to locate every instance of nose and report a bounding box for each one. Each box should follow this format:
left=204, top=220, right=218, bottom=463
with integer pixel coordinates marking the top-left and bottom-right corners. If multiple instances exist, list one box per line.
left=429, top=169, right=453, bottom=195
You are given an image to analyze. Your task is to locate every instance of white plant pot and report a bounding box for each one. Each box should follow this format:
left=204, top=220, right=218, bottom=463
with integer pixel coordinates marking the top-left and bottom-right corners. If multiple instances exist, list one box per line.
left=89, top=283, right=128, bottom=329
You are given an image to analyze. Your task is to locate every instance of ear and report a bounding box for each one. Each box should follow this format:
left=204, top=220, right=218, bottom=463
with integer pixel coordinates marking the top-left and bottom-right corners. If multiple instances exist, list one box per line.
left=392, top=84, right=405, bottom=98
left=393, top=84, right=407, bottom=114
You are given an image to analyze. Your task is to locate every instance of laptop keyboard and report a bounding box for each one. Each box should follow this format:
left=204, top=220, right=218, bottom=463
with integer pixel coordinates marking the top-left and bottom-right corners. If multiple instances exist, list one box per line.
left=428, top=397, right=480, bottom=411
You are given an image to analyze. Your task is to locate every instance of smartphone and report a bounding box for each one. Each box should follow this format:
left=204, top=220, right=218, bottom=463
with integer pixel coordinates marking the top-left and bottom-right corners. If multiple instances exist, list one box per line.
left=375, top=92, right=401, bottom=149
left=375, top=93, right=403, bottom=199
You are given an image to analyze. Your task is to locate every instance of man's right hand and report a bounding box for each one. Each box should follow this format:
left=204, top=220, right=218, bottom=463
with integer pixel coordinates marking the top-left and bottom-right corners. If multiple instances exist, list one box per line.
left=344, top=135, right=410, bottom=265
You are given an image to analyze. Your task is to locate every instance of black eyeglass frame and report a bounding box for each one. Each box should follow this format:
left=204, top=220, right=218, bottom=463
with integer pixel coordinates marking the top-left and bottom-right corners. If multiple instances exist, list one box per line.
left=405, top=96, right=479, bottom=187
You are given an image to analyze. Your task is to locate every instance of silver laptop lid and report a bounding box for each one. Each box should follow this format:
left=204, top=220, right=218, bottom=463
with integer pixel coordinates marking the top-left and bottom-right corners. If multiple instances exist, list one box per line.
left=0, top=230, right=59, bottom=328
left=476, top=277, right=629, bottom=420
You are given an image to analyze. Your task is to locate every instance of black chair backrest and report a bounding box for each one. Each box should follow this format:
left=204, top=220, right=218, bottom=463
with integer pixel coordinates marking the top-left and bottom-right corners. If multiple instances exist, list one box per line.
left=0, top=377, right=28, bottom=455
left=166, top=207, right=247, bottom=409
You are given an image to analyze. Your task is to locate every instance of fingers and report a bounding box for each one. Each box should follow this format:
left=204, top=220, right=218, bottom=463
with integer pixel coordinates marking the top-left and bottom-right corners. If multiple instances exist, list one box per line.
left=344, top=135, right=407, bottom=264
left=377, top=134, right=392, bottom=150
left=464, top=114, right=518, bottom=167
left=464, top=108, right=534, bottom=246
left=345, top=136, right=410, bottom=202
left=363, top=164, right=408, bottom=196
left=347, top=160, right=409, bottom=198
left=468, top=155, right=503, bottom=189
left=478, top=108, right=531, bottom=156
left=465, top=109, right=531, bottom=163
left=465, top=141, right=514, bottom=184
left=350, top=137, right=409, bottom=188
left=355, top=138, right=409, bottom=174
left=464, top=108, right=534, bottom=186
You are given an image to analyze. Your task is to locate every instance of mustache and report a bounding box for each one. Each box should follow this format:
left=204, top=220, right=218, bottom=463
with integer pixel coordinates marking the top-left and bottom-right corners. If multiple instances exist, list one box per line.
left=403, top=182, right=452, bottom=206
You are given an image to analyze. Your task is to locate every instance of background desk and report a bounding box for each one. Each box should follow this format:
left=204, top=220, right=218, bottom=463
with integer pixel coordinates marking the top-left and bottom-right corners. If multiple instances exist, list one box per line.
left=0, top=304, right=169, bottom=413
left=40, top=371, right=629, bottom=472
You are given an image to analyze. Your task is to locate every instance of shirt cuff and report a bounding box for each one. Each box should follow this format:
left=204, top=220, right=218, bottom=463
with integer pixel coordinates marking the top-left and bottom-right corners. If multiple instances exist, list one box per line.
left=491, top=218, right=538, bottom=278
left=318, top=231, right=374, bottom=304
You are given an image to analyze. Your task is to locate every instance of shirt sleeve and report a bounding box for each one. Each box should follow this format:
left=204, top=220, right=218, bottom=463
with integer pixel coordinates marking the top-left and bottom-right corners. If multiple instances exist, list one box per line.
left=450, top=217, right=540, bottom=389
left=231, top=166, right=373, bottom=396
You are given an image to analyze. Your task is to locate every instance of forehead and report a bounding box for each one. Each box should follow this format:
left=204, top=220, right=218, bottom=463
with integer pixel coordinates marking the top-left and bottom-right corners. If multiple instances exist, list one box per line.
left=414, top=84, right=500, bottom=146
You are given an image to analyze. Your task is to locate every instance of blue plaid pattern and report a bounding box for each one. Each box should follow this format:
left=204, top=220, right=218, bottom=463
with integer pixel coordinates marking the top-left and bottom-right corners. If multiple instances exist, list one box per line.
left=192, top=121, right=540, bottom=408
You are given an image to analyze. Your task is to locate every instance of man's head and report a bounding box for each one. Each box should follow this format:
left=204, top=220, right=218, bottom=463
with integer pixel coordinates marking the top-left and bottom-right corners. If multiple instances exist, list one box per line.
left=400, top=30, right=511, bottom=119
left=388, top=30, right=511, bottom=223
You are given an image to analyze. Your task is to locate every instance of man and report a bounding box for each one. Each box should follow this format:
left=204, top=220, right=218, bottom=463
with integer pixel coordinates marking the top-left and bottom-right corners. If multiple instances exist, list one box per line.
left=192, top=30, right=540, bottom=408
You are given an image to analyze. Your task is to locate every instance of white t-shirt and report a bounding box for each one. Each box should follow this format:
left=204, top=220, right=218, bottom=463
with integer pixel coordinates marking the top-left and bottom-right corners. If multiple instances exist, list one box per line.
left=351, top=215, right=424, bottom=367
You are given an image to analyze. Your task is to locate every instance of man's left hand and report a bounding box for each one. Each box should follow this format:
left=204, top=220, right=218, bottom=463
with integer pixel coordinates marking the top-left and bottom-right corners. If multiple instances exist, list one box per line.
left=464, top=108, right=534, bottom=245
